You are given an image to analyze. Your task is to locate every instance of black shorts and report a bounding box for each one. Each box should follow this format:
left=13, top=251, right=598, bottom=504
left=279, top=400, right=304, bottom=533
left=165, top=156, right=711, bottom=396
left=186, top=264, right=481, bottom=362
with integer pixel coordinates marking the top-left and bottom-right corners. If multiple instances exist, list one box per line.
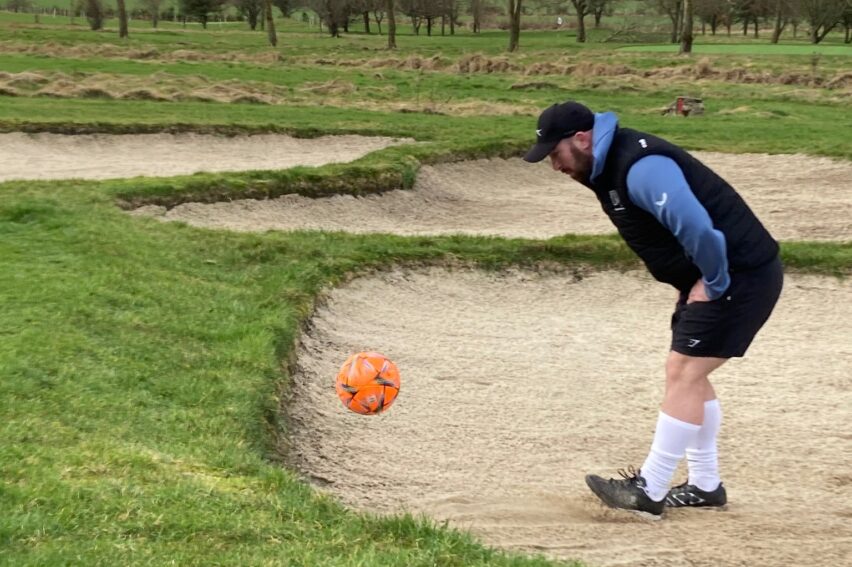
left=671, top=256, right=784, bottom=358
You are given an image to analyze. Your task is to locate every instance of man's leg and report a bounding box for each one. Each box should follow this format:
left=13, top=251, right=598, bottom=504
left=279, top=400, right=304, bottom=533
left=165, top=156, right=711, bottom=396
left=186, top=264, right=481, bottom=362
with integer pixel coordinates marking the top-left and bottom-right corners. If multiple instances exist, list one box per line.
left=639, top=352, right=727, bottom=501
left=584, top=352, right=727, bottom=518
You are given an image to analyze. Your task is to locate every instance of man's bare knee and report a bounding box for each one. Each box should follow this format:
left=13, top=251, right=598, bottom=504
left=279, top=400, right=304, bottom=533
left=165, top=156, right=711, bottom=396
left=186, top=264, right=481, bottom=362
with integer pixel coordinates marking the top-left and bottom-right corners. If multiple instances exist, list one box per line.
left=666, top=351, right=728, bottom=384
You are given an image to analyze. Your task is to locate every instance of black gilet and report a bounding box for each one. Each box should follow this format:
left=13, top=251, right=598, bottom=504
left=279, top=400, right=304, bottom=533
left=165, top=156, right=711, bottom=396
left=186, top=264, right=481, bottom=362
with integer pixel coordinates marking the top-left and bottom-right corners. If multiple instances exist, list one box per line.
left=588, top=127, right=779, bottom=292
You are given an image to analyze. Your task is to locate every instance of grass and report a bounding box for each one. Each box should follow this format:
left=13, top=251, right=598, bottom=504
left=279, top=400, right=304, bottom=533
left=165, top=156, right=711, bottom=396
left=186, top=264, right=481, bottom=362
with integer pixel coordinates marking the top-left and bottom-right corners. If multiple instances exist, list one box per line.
left=1, top=12, right=850, bottom=567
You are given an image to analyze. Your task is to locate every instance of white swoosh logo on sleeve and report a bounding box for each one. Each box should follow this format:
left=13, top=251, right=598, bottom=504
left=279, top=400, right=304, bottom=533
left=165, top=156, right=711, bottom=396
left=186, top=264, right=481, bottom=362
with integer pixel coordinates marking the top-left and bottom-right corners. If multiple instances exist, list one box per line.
left=654, top=193, right=668, bottom=207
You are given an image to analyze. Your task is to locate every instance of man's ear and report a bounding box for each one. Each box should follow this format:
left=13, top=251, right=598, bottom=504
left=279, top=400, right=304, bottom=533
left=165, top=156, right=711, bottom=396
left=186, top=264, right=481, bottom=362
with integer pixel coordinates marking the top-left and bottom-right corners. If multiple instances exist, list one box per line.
left=574, top=130, right=593, bottom=151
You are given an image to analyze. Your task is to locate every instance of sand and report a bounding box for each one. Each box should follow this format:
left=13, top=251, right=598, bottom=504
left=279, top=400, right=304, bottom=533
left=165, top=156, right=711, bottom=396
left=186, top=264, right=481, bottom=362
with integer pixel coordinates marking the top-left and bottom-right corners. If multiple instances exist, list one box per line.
left=143, top=152, right=852, bottom=241
left=0, top=132, right=410, bottom=182
left=287, top=267, right=852, bottom=567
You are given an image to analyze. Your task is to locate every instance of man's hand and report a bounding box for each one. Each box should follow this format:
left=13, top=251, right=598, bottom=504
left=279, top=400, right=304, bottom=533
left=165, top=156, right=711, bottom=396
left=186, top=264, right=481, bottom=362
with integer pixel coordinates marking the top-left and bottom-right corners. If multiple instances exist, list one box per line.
left=687, top=278, right=711, bottom=304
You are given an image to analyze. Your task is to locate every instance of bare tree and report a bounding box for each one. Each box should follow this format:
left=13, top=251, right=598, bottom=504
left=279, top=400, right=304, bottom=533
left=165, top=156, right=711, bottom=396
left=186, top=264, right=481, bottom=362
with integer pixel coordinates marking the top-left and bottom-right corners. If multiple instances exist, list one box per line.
left=141, top=0, right=162, bottom=27
left=399, top=0, right=423, bottom=34
left=843, top=1, right=852, bottom=42
left=235, top=0, right=264, bottom=29
left=769, top=0, right=798, bottom=42
left=735, top=0, right=770, bottom=37
left=387, top=0, right=397, bottom=47
left=83, top=0, right=104, bottom=30
left=117, top=0, right=128, bottom=37
left=798, top=0, right=847, bottom=43
left=6, top=0, right=33, bottom=12
left=180, top=0, right=226, bottom=29
left=470, top=0, right=484, bottom=32
left=571, top=0, right=594, bottom=42
left=265, top=0, right=277, bottom=45
left=443, top=0, right=458, bottom=35
left=349, top=0, right=382, bottom=32
left=680, top=0, right=694, bottom=52
left=695, top=0, right=727, bottom=34
left=305, top=0, right=347, bottom=36
left=508, top=0, right=522, bottom=51
left=373, top=4, right=385, bottom=33
left=591, top=0, right=612, bottom=27
left=649, top=0, right=685, bottom=42
left=272, top=0, right=291, bottom=16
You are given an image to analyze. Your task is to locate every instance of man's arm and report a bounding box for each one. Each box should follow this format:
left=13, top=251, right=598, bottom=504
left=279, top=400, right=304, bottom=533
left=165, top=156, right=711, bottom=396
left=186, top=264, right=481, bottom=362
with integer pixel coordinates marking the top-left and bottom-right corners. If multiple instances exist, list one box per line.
left=626, top=155, right=730, bottom=300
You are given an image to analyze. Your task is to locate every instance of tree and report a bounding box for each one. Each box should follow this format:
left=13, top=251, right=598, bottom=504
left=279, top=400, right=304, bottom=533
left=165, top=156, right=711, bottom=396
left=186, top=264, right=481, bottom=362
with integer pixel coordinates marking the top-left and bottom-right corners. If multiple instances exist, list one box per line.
left=649, top=0, right=685, bottom=42
left=347, top=0, right=382, bottom=33
left=180, top=0, right=225, bottom=28
left=6, top=0, right=33, bottom=12
left=769, top=0, right=797, bottom=42
left=373, top=2, right=385, bottom=34
left=734, top=0, right=770, bottom=37
left=305, top=0, right=347, bottom=36
left=264, top=0, right=277, bottom=44
left=140, top=0, right=162, bottom=27
left=571, top=0, right=593, bottom=42
left=591, top=0, right=612, bottom=27
left=272, top=0, right=291, bottom=16
left=83, top=0, right=104, bottom=30
left=680, top=0, right=694, bottom=52
left=235, top=0, right=263, bottom=29
left=469, top=0, right=484, bottom=32
left=798, top=0, right=847, bottom=43
left=442, top=0, right=459, bottom=35
left=694, top=0, right=728, bottom=35
left=399, top=0, right=439, bottom=35
left=508, top=0, right=522, bottom=51
left=117, top=0, right=128, bottom=37
left=842, top=0, right=852, bottom=42
left=387, top=0, right=397, bottom=47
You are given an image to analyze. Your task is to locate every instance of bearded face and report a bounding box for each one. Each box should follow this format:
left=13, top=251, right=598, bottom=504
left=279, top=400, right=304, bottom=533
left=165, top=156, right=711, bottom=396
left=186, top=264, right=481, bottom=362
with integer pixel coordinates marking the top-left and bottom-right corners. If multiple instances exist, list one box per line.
left=549, top=134, right=594, bottom=186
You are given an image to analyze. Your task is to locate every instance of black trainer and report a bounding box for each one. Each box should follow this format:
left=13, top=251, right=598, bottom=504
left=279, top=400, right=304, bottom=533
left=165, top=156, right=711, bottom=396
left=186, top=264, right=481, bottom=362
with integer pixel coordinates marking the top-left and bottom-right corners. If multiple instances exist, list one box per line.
left=665, top=481, right=727, bottom=508
left=585, top=466, right=664, bottom=519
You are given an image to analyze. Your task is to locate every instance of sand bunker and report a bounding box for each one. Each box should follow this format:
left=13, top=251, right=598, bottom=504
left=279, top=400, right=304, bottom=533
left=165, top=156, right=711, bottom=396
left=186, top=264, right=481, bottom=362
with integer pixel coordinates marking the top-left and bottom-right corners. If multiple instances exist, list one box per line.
left=145, top=153, right=852, bottom=241
left=0, top=132, right=409, bottom=182
left=288, top=267, right=851, bottom=567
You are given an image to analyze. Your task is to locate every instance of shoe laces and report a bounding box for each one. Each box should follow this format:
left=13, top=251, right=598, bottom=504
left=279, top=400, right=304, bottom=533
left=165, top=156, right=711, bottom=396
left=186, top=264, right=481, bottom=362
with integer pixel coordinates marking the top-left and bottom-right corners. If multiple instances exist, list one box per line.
left=614, top=465, right=642, bottom=485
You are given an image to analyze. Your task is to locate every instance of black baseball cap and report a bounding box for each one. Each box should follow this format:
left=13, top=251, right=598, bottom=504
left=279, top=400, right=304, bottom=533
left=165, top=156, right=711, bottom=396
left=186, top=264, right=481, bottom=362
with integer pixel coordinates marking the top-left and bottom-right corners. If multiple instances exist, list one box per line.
left=523, top=101, right=595, bottom=163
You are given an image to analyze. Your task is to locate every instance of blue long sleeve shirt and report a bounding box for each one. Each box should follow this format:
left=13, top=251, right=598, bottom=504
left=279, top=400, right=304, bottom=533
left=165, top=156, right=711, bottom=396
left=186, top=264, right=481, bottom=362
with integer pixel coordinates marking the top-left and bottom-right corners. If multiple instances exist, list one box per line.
left=590, top=113, right=730, bottom=299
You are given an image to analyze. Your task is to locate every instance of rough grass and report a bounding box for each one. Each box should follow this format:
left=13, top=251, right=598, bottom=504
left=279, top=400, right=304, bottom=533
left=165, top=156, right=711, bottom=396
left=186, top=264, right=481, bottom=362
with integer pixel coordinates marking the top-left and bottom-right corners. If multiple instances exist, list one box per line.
left=620, top=43, right=852, bottom=56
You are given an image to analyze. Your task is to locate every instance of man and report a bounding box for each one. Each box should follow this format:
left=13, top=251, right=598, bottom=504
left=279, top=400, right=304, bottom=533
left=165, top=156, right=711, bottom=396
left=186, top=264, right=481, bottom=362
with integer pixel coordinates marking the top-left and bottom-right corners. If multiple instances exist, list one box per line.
left=524, top=101, right=783, bottom=519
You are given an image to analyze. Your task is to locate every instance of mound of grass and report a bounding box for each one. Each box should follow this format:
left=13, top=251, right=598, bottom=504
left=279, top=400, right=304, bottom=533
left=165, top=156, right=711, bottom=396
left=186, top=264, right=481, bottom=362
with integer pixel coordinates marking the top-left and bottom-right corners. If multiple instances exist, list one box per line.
left=619, top=43, right=852, bottom=56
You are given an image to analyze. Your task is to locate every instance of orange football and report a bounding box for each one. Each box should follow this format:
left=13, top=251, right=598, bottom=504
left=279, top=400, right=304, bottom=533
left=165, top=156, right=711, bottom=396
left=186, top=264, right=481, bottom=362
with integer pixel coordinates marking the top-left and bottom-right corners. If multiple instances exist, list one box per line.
left=335, top=352, right=400, bottom=415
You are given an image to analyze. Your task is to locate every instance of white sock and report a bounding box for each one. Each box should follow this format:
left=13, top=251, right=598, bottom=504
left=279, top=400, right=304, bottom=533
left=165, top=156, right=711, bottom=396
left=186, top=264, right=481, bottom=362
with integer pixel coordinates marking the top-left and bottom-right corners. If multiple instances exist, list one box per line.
left=640, top=412, right=701, bottom=501
left=686, top=399, right=723, bottom=492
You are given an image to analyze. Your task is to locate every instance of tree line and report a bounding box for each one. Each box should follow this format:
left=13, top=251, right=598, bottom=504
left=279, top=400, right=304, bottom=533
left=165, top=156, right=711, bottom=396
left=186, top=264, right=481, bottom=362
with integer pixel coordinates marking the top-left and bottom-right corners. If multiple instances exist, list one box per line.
left=18, top=0, right=850, bottom=47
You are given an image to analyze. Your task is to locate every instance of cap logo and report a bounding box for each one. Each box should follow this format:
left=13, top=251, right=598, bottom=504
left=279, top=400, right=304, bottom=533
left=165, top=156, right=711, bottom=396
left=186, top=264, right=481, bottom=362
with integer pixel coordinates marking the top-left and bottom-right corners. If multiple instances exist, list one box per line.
left=536, top=128, right=543, bottom=138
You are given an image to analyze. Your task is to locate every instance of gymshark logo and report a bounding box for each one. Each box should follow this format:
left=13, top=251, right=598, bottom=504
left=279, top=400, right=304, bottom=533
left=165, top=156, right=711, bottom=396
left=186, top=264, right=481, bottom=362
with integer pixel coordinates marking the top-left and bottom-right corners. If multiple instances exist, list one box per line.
left=655, top=193, right=668, bottom=207
left=536, top=128, right=543, bottom=138
left=639, top=138, right=648, bottom=148
left=688, top=338, right=702, bottom=348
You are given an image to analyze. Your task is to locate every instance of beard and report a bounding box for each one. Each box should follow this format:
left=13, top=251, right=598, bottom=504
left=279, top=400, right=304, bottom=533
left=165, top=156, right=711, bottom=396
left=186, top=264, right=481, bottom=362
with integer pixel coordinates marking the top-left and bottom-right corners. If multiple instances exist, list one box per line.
left=569, top=143, right=594, bottom=186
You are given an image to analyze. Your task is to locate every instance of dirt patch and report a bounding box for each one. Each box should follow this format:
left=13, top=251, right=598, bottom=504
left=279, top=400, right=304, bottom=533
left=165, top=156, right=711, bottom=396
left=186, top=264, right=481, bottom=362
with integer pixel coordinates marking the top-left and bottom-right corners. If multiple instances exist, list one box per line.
left=299, top=79, right=357, bottom=95
left=150, top=153, right=852, bottom=242
left=287, top=267, right=852, bottom=567
left=0, top=133, right=410, bottom=182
